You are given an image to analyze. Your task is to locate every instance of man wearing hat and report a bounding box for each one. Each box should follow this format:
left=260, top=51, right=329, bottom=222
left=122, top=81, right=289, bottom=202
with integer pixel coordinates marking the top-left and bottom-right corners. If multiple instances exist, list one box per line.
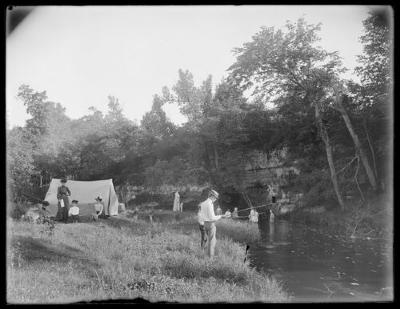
left=198, top=189, right=230, bottom=258
left=56, top=178, right=71, bottom=223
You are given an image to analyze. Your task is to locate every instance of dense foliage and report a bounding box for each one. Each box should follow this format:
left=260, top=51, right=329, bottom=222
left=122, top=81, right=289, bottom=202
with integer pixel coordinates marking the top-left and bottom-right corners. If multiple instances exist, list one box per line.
left=7, top=10, right=392, bottom=210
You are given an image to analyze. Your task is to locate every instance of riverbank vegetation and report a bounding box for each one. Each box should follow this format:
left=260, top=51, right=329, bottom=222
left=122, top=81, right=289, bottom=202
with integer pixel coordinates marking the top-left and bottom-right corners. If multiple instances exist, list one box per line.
left=289, top=194, right=392, bottom=241
left=7, top=214, right=287, bottom=303
left=7, top=9, right=392, bottom=222
left=6, top=9, right=392, bottom=303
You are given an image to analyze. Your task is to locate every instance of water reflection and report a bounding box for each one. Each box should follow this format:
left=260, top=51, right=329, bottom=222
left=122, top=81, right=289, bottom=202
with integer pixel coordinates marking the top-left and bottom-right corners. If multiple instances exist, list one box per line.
left=251, top=218, right=393, bottom=302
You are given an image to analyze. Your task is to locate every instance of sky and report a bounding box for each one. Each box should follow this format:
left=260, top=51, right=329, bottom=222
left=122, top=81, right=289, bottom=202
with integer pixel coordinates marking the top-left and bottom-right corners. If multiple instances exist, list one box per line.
left=6, top=5, right=376, bottom=128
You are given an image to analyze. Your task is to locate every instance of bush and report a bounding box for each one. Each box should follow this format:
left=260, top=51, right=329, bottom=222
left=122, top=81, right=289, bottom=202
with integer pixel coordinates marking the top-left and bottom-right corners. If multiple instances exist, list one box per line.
left=8, top=202, right=31, bottom=220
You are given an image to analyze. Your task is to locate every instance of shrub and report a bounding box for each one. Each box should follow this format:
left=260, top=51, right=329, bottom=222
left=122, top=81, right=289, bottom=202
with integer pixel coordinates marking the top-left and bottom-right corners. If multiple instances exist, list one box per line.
left=8, top=202, right=31, bottom=220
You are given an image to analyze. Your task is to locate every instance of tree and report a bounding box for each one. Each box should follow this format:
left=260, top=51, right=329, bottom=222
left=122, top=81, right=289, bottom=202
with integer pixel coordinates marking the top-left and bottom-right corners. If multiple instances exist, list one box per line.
left=355, top=8, right=392, bottom=106
left=353, top=8, right=393, bottom=191
left=7, top=127, right=36, bottom=201
left=228, top=18, right=347, bottom=209
left=329, top=85, right=378, bottom=192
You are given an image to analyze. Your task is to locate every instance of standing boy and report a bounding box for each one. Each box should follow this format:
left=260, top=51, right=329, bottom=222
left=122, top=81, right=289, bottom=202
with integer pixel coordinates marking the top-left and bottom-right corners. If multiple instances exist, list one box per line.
left=68, top=200, right=80, bottom=223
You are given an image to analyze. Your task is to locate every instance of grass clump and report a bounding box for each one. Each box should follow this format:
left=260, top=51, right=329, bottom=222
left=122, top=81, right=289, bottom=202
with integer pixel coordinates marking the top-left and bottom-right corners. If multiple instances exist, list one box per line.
left=7, top=214, right=288, bottom=303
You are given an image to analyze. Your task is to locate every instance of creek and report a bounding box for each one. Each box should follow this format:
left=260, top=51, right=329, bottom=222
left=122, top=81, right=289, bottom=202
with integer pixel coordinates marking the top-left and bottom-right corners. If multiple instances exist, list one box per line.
left=248, top=217, right=393, bottom=302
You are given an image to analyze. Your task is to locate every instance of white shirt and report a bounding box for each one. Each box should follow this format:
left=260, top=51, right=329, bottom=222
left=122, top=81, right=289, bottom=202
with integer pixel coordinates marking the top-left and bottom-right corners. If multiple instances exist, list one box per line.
left=68, top=206, right=79, bottom=216
left=94, top=202, right=103, bottom=214
left=249, top=209, right=259, bottom=223
left=198, top=198, right=222, bottom=223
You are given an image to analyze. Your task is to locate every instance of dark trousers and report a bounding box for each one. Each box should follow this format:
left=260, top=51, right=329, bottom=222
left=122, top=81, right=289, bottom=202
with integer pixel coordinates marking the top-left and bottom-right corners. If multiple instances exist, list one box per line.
left=199, top=224, right=207, bottom=248
left=70, top=215, right=79, bottom=223
left=61, top=207, right=69, bottom=223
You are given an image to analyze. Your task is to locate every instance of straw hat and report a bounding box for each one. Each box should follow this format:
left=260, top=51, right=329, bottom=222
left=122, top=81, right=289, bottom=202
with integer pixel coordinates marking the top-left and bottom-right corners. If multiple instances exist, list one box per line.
left=209, top=190, right=219, bottom=198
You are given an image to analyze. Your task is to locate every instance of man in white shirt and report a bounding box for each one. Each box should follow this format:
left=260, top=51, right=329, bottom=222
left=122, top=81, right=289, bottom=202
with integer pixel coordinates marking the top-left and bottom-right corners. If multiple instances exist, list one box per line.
left=198, top=189, right=230, bottom=258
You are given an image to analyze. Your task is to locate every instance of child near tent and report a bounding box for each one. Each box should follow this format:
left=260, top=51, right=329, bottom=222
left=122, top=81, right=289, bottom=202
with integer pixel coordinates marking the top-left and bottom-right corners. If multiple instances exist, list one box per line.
left=68, top=200, right=80, bottom=223
left=57, top=178, right=71, bottom=223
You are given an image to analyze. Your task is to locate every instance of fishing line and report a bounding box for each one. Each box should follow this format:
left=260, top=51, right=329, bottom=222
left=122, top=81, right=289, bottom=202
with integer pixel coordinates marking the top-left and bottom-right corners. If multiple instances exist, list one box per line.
left=235, top=203, right=273, bottom=213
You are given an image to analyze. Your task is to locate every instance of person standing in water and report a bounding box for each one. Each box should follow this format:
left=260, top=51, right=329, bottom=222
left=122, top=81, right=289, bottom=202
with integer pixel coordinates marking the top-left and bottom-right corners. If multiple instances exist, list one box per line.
left=56, top=178, right=71, bottom=223
left=268, top=184, right=277, bottom=204
left=249, top=207, right=259, bottom=223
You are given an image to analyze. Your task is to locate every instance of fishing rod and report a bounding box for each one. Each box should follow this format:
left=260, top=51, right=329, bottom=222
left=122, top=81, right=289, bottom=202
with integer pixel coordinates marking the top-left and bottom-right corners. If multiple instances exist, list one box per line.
left=235, top=203, right=273, bottom=213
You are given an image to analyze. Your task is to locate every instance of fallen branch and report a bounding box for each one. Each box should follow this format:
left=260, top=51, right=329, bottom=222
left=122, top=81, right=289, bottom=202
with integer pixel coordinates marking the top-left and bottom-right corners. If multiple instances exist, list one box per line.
left=354, top=155, right=365, bottom=202
left=337, top=156, right=358, bottom=175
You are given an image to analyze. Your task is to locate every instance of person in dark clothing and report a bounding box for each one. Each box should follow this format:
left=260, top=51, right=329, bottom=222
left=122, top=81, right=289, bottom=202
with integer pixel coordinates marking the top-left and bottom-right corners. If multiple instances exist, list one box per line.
left=56, top=178, right=71, bottom=223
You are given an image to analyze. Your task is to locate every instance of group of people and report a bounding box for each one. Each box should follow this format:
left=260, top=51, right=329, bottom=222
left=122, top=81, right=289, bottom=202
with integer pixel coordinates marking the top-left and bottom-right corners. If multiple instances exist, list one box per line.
left=56, top=178, right=105, bottom=223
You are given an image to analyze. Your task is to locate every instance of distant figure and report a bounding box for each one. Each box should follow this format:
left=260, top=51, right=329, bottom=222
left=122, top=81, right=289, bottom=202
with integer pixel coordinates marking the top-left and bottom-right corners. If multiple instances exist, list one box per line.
left=56, top=178, right=71, bottom=223
left=179, top=201, right=184, bottom=212
left=268, top=184, right=278, bottom=204
left=249, top=208, right=259, bottom=223
left=215, top=205, right=222, bottom=215
left=132, top=206, right=139, bottom=221
left=68, top=200, right=80, bottom=223
left=269, top=209, right=275, bottom=223
left=173, top=191, right=180, bottom=212
left=92, top=195, right=104, bottom=221
left=232, top=207, right=239, bottom=219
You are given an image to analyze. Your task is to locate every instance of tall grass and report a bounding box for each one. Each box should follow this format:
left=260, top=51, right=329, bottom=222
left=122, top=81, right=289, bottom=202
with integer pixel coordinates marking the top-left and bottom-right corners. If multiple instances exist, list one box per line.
left=7, top=215, right=288, bottom=303
left=161, top=212, right=261, bottom=244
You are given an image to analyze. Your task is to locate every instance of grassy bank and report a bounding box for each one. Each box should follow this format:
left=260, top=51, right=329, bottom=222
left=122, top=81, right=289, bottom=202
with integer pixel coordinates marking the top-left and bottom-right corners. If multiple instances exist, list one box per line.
left=7, top=213, right=288, bottom=303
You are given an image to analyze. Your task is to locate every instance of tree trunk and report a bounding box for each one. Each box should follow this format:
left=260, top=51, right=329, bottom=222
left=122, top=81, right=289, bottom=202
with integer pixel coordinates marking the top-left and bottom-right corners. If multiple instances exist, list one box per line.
left=314, top=104, right=345, bottom=210
left=363, top=118, right=378, bottom=180
left=213, top=143, right=219, bottom=171
left=335, top=95, right=378, bottom=191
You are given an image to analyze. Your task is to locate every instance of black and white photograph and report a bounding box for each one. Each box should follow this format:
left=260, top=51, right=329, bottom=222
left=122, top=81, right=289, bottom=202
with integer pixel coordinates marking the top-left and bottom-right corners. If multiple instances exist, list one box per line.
left=6, top=5, right=393, bottom=303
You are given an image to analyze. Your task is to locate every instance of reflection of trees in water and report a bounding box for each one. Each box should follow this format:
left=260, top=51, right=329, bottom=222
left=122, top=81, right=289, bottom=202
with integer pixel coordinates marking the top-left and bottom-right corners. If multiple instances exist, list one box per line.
left=257, top=219, right=294, bottom=271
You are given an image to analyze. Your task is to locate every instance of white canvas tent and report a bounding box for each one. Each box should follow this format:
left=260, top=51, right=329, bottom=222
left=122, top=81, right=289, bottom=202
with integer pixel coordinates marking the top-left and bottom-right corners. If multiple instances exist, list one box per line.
left=44, top=179, right=119, bottom=217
